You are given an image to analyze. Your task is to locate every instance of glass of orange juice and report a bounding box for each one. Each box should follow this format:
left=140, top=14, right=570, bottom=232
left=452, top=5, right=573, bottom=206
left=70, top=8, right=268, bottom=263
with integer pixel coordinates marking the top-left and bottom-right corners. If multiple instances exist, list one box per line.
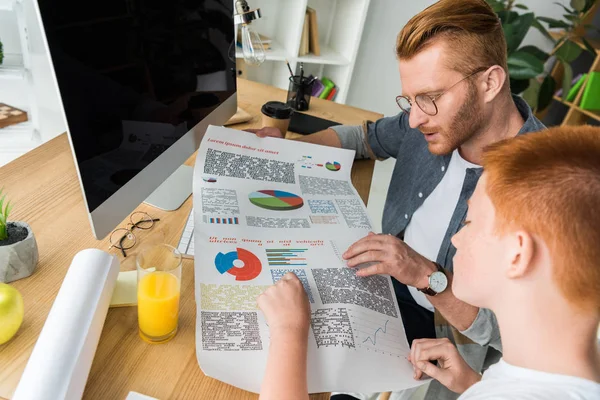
left=136, top=244, right=182, bottom=344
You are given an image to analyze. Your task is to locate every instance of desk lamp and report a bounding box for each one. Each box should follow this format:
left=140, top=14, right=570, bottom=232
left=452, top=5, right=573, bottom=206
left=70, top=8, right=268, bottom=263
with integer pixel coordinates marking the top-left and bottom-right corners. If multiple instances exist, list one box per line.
left=234, top=0, right=266, bottom=66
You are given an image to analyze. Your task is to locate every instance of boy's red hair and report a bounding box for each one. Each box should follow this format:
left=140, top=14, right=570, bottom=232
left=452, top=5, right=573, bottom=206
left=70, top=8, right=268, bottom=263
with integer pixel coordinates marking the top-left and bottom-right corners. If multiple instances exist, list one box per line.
left=483, top=126, right=600, bottom=312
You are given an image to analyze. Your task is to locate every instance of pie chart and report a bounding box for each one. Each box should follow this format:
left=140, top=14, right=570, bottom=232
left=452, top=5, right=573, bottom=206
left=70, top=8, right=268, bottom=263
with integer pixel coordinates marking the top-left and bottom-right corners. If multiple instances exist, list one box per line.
left=326, top=161, right=341, bottom=171
left=248, top=190, right=304, bottom=211
left=214, top=248, right=262, bottom=281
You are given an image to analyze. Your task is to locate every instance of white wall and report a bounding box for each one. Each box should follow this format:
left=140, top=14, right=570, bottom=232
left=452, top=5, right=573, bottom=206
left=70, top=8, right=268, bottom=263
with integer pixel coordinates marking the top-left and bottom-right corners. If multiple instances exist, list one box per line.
left=346, top=0, right=571, bottom=231
left=347, top=0, right=570, bottom=117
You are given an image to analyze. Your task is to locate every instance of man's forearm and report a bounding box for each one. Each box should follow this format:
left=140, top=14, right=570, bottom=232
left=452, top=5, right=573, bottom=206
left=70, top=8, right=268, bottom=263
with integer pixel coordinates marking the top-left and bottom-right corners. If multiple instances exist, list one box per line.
left=288, top=128, right=342, bottom=148
left=427, top=271, right=479, bottom=331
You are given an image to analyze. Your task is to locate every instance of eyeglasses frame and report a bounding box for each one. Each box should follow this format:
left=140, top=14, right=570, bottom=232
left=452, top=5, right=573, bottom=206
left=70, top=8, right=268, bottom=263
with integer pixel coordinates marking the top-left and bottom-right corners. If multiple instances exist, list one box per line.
left=396, top=67, right=489, bottom=116
left=108, top=211, right=160, bottom=258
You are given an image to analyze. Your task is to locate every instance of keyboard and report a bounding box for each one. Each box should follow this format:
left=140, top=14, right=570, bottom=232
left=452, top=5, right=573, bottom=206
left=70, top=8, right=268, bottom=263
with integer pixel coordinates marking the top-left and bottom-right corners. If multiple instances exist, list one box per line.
left=177, top=209, right=195, bottom=258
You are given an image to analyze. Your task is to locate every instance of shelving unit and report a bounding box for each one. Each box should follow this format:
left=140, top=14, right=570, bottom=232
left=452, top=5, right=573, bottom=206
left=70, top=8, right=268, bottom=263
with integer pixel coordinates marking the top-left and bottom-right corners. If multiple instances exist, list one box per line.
left=0, top=0, right=41, bottom=164
left=538, top=36, right=600, bottom=127
left=0, top=53, right=26, bottom=80
left=537, top=6, right=600, bottom=127
left=236, top=0, right=371, bottom=104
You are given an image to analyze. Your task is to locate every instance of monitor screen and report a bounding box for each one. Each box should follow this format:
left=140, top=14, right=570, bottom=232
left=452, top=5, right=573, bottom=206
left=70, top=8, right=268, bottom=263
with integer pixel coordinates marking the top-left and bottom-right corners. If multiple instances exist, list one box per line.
left=37, top=0, right=237, bottom=213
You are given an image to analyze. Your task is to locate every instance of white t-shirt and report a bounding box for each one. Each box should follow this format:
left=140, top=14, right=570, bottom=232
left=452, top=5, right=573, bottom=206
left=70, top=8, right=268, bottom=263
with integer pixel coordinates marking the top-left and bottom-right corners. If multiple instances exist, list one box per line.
left=403, top=149, right=479, bottom=312
left=460, top=359, right=600, bottom=399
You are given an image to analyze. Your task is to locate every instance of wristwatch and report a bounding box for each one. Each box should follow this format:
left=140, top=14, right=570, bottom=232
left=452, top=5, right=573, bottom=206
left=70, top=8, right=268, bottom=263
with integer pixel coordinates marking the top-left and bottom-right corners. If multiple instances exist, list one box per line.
left=417, top=262, right=448, bottom=296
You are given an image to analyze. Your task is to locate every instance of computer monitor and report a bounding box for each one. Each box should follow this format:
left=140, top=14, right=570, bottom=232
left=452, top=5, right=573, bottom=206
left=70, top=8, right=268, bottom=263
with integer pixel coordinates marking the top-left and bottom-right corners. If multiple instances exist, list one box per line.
left=36, top=0, right=237, bottom=239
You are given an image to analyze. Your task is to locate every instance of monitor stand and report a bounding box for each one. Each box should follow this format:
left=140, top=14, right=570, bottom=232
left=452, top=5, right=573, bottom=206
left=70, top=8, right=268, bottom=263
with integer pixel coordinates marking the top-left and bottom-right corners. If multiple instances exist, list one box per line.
left=143, top=164, right=193, bottom=211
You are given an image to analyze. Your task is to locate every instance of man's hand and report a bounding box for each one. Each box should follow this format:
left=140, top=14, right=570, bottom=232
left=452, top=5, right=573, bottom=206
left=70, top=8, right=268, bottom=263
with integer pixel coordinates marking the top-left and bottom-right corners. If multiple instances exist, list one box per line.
left=245, top=127, right=284, bottom=139
left=343, top=232, right=437, bottom=288
left=409, top=338, right=481, bottom=394
left=257, top=272, right=310, bottom=335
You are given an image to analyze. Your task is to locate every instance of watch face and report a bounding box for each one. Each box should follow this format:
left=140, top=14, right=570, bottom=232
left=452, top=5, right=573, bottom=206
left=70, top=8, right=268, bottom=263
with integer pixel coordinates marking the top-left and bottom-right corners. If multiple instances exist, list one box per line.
left=429, top=271, right=448, bottom=293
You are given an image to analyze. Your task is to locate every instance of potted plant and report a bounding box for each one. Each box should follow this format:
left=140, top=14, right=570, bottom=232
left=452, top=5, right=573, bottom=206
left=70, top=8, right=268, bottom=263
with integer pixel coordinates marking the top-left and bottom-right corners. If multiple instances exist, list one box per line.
left=0, top=37, right=4, bottom=65
left=486, top=0, right=598, bottom=112
left=0, top=188, right=38, bottom=283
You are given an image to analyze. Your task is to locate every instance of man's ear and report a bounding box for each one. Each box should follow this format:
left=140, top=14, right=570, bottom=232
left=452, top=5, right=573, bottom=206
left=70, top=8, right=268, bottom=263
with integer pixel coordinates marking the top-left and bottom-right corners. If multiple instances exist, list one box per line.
left=506, top=230, right=536, bottom=279
left=481, top=65, right=506, bottom=103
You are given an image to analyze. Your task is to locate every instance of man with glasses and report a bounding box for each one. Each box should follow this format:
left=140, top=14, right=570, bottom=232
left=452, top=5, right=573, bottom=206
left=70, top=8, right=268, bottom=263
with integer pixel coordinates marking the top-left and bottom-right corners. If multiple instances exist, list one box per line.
left=250, top=1, right=545, bottom=399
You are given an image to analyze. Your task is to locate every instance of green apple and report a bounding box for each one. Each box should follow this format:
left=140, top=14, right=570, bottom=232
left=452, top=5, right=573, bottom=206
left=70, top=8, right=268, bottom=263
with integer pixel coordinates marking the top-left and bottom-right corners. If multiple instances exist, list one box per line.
left=0, top=283, right=24, bottom=345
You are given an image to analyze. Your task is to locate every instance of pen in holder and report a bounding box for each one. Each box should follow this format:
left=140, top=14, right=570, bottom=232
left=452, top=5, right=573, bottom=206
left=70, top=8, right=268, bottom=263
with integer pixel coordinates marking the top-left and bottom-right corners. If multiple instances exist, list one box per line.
left=286, top=76, right=315, bottom=111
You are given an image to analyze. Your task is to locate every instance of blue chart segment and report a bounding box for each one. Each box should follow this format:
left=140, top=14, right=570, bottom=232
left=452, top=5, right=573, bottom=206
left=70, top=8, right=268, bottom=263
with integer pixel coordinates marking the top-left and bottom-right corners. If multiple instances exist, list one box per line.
left=204, top=216, right=239, bottom=224
left=363, top=319, right=389, bottom=345
left=265, top=248, right=308, bottom=266
left=215, top=251, right=238, bottom=274
left=214, top=248, right=262, bottom=281
left=326, top=161, right=341, bottom=171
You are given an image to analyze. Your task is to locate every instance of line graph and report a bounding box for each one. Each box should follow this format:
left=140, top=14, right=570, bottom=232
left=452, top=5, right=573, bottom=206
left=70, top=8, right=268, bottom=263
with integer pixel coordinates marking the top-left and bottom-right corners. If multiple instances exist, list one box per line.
left=362, top=319, right=389, bottom=345
left=348, top=309, right=408, bottom=358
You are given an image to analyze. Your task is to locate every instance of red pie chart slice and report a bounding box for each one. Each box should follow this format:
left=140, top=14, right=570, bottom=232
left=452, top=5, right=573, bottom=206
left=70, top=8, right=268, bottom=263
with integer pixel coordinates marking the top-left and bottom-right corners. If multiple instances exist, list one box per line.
left=280, top=196, right=304, bottom=207
left=227, top=248, right=262, bottom=281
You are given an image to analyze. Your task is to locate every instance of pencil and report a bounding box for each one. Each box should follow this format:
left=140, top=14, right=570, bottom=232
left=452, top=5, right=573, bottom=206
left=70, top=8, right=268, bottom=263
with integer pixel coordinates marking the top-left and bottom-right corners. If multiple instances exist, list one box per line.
left=285, top=59, right=294, bottom=77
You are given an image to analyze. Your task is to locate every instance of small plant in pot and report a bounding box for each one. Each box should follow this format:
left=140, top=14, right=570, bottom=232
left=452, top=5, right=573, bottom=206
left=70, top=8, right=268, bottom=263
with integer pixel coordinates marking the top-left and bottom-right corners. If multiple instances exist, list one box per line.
left=0, top=188, right=39, bottom=283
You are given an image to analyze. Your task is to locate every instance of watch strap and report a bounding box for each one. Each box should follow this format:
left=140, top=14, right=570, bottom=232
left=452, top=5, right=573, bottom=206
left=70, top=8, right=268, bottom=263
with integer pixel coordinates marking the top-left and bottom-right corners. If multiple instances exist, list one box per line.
left=419, top=286, right=438, bottom=296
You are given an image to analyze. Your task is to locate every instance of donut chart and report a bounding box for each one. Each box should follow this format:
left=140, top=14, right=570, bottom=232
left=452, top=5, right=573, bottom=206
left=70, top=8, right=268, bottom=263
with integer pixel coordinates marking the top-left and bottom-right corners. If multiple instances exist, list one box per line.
left=326, top=161, right=341, bottom=171
left=214, top=248, right=262, bottom=281
left=248, top=190, right=304, bottom=211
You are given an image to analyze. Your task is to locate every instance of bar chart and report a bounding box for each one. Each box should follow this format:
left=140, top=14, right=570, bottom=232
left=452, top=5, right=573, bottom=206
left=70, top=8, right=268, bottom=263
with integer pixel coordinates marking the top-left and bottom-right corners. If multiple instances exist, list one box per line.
left=265, top=248, right=308, bottom=266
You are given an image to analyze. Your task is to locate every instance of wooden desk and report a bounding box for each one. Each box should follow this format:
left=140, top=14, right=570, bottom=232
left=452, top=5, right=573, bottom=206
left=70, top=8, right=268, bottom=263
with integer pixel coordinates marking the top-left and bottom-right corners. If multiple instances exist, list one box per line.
left=0, top=79, right=382, bottom=399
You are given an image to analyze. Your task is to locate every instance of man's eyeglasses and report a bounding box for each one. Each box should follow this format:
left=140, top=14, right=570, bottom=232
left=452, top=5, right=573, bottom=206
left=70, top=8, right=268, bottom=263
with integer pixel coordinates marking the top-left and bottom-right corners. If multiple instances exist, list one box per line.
left=396, top=67, right=488, bottom=116
left=108, top=211, right=160, bottom=257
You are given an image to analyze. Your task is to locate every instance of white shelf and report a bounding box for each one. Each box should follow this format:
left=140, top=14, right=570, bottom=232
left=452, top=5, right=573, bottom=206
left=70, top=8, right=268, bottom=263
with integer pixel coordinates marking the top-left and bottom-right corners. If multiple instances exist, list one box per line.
left=0, top=121, right=35, bottom=141
left=0, top=53, right=26, bottom=80
left=236, top=40, right=291, bottom=62
left=0, top=66, right=26, bottom=80
left=0, top=120, right=39, bottom=167
left=236, top=0, right=371, bottom=104
left=296, top=45, right=349, bottom=66
left=0, top=0, right=13, bottom=12
left=236, top=43, right=349, bottom=65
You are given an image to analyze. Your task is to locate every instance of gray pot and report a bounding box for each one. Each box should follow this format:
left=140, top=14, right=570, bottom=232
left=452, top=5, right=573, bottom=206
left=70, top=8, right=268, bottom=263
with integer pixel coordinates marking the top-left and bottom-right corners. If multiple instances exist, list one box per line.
left=0, top=221, right=39, bottom=283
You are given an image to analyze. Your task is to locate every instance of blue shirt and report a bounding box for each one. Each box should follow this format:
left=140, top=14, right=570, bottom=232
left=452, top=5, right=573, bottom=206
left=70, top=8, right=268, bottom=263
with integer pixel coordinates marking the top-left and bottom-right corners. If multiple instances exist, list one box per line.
left=332, top=95, right=546, bottom=399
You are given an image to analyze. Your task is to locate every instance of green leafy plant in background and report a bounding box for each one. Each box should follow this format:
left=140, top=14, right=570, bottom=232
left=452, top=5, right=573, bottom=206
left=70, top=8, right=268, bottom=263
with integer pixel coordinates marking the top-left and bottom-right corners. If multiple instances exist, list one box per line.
left=0, top=188, right=13, bottom=241
left=0, top=38, right=4, bottom=65
left=486, top=0, right=598, bottom=112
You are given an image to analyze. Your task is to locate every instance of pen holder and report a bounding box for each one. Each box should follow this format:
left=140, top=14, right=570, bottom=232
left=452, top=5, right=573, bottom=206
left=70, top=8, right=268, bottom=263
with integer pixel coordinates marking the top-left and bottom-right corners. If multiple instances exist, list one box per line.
left=286, top=76, right=314, bottom=111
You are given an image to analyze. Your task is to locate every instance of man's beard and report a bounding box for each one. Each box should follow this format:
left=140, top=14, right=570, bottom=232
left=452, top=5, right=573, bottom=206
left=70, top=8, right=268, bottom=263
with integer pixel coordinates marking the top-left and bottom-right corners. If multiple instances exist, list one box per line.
left=426, top=82, right=485, bottom=155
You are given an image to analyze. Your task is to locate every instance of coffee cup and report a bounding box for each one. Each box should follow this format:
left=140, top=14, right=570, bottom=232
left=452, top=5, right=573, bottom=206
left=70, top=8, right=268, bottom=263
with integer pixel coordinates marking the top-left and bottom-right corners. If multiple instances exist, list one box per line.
left=261, top=101, right=293, bottom=136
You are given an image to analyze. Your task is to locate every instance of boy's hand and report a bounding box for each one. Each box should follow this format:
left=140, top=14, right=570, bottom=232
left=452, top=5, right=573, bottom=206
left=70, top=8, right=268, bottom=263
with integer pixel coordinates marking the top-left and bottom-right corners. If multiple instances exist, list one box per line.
left=409, top=338, right=481, bottom=394
left=245, top=127, right=285, bottom=139
left=257, top=272, right=310, bottom=335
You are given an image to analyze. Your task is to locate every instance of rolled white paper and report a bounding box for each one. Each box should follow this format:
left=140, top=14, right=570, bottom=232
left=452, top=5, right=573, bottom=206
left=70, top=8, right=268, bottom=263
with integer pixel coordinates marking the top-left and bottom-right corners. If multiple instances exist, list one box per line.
left=12, top=249, right=120, bottom=400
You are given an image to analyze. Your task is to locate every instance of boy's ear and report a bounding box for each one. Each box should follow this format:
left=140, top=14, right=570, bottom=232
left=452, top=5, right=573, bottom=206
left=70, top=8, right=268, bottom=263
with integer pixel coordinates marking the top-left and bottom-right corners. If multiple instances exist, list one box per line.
left=506, top=230, right=536, bottom=279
